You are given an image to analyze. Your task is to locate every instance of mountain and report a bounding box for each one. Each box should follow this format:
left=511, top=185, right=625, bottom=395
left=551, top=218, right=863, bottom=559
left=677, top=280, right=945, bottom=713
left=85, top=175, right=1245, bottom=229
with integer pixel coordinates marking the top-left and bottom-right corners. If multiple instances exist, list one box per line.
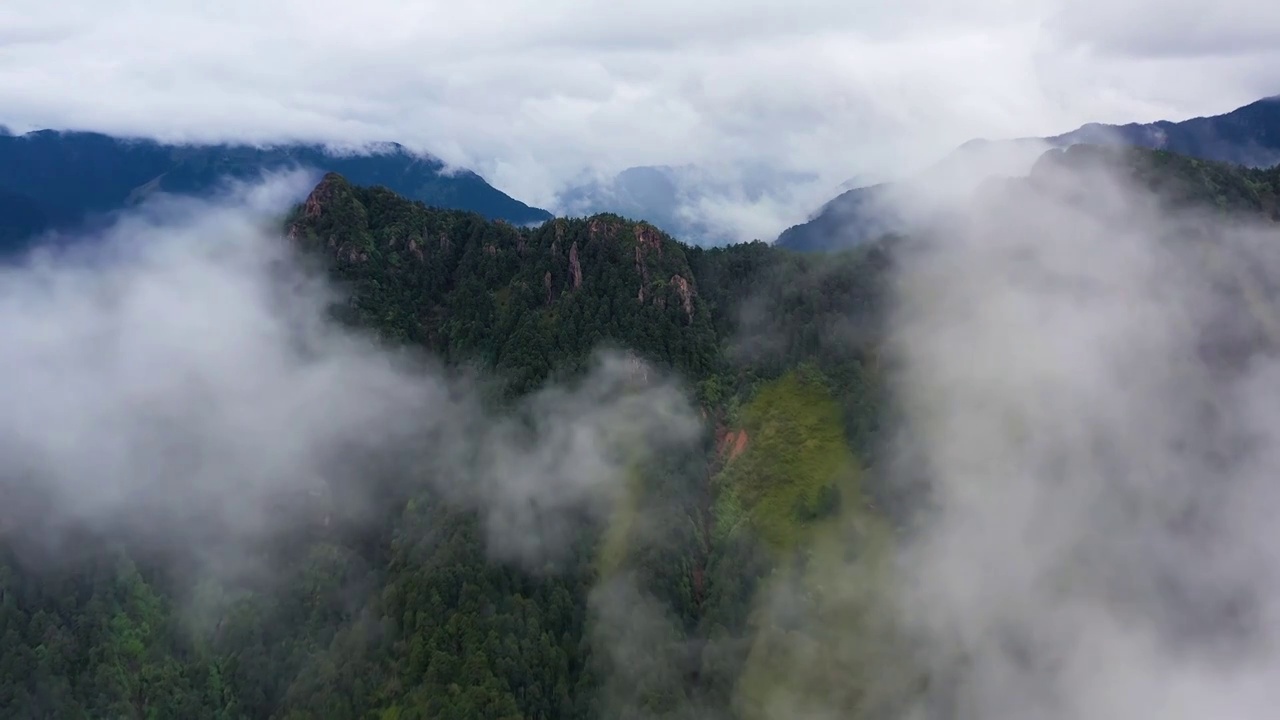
left=1047, top=95, right=1280, bottom=167
left=0, top=187, right=49, bottom=247
left=778, top=96, right=1280, bottom=252
left=556, top=163, right=819, bottom=246
left=1, top=145, right=1278, bottom=718
left=556, top=166, right=687, bottom=238
left=0, top=168, right=896, bottom=719
left=0, top=130, right=552, bottom=255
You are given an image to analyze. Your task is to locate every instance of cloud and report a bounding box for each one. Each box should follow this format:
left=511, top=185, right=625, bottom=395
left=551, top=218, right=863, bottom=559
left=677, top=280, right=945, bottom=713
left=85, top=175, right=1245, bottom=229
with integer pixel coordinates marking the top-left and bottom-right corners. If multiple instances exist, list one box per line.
left=0, top=0, right=1276, bottom=241
left=880, top=149, right=1280, bottom=718
left=555, top=163, right=829, bottom=245
left=572, top=147, right=1280, bottom=718
left=0, top=173, right=701, bottom=580
left=1046, top=0, right=1280, bottom=59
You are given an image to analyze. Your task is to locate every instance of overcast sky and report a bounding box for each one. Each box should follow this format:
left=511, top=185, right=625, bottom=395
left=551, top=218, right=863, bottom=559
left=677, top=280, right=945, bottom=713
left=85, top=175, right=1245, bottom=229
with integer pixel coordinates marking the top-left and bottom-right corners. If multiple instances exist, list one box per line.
left=1, top=0, right=1277, bottom=221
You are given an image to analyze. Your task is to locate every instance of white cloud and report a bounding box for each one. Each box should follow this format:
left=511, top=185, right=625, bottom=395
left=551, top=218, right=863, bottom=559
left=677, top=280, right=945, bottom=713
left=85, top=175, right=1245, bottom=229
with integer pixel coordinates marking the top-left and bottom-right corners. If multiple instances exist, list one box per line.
left=884, top=149, right=1280, bottom=720
left=0, top=173, right=701, bottom=579
left=0, top=0, right=1275, bottom=240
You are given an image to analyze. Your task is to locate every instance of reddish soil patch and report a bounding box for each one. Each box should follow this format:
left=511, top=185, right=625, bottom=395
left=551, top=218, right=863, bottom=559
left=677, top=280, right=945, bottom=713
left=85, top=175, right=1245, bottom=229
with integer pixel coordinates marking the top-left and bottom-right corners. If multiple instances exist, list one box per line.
left=715, top=428, right=750, bottom=462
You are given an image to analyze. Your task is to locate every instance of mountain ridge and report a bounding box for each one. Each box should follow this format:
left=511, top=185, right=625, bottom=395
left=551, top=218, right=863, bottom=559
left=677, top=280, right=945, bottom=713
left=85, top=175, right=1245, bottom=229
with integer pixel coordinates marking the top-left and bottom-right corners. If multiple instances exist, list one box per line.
left=554, top=163, right=819, bottom=247
left=778, top=95, right=1280, bottom=251
left=2, top=143, right=1279, bottom=717
left=0, top=130, right=552, bottom=256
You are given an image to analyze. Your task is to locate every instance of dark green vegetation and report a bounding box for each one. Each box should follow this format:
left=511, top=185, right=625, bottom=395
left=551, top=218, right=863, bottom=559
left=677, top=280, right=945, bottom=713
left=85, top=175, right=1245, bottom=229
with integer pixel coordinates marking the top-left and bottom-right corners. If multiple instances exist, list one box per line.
left=0, top=131, right=551, bottom=256
left=779, top=95, right=1280, bottom=252
left=1, top=145, right=1278, bottom=719
left=0, top=170, right=891, bottom=719
left=1023, top=144, right=1280, bottom=222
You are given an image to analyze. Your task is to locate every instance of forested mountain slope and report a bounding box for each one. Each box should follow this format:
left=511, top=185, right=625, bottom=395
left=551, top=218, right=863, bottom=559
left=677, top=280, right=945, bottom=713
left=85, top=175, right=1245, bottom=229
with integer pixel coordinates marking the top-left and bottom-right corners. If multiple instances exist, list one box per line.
left=1, top=145, right=1278, bottom=719
left=0, top=170, right=893, bottom=719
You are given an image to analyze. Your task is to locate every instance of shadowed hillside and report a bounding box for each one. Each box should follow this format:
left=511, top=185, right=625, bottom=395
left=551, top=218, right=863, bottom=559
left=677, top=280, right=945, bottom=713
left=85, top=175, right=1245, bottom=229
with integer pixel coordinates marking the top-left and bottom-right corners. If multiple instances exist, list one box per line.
left=0, top=131, right=552, bottom=257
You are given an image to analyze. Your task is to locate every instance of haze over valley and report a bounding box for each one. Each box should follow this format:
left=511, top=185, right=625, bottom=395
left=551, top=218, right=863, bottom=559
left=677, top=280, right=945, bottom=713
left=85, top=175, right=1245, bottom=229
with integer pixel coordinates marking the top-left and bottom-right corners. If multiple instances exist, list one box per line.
left=2, top=2, right=1280, bottom=719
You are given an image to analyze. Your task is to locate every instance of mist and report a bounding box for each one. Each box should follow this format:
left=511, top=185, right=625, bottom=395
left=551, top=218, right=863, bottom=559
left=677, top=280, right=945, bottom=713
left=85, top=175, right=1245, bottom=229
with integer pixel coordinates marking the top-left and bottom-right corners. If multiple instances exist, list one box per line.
left=883, top=147, right=1280, bottom=719
left=567, top=144, right=1280, bottom=720
left=0, top=172, right=701, bottom=581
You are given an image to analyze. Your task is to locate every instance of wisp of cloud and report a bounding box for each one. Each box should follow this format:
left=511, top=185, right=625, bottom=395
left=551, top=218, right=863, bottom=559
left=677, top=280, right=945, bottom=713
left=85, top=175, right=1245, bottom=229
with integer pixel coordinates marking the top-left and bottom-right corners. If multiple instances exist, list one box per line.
left=0, top=172, right=701, bottom=583
left=885, top=148, right=1280, bottom=719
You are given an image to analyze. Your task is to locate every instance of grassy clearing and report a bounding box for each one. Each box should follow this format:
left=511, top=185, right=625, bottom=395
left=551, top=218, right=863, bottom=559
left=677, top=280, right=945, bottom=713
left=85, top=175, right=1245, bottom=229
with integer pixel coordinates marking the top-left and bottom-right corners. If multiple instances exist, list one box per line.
left=707, top=367, right=917, bottom=720
left=596, top=466, right=643, bottom=578
left=733, top=509, right=913, bottom=720
left=712, top=367, right=861, bottom=552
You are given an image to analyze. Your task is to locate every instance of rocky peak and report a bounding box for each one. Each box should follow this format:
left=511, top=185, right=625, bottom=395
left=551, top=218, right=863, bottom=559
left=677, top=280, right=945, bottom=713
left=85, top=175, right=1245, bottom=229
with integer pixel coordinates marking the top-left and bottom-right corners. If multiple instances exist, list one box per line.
left=631, top=222, right=667, bottom=302
left=671, top=274, right=695, bottom=321
left=634, top=223, right=663, bottom=257
left=569, top=241, right=583, bottom=289
left=287, top=172, right=371, bottom=264
left=302, top=172, right=352, bottom=218
left=587, top=215, right=620, bottom=241
left=636, top=245, right=649, bottom=301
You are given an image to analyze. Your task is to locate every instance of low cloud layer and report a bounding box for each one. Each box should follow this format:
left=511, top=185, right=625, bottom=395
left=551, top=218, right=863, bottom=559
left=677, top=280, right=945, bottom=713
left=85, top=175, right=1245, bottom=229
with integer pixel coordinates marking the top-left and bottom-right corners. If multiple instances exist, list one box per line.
left=1, top=0, right=1276, bottom=239
left=884, top=151, right=1280, bottom=718
left=0, top=174, right=700, bottom=576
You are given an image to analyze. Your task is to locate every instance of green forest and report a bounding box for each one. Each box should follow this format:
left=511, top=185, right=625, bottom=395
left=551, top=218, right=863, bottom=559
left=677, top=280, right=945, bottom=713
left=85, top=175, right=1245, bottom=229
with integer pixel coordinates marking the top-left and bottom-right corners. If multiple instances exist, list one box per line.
left=2, top=144, right=1279, bottom=719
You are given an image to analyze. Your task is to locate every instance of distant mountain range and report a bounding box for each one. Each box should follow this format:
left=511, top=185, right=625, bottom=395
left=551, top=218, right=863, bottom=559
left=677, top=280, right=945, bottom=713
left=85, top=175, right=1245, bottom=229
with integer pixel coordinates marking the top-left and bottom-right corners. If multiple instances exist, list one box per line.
left=7, top=140, right=1278, bottom=718
left=0, top=130, right=552, bottom=255
left=554, top=163, right=819, bottom=246
left=5, top=96, right=1279, bottom=256
left=777, top=96, right=1280, bottom=251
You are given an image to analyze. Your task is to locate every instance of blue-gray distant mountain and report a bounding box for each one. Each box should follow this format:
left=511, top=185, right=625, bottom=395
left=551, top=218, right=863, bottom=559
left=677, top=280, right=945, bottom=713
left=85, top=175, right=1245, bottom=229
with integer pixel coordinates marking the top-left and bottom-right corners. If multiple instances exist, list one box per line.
left=556, top=163, right=818, bottom=246
left=778, top=95, right=1280, bottom=252
left=0, top=130, right=552, bottom=255
left=556, top=166, right=684, bottom=233
left=1046, top=95, right=1280, bottom=168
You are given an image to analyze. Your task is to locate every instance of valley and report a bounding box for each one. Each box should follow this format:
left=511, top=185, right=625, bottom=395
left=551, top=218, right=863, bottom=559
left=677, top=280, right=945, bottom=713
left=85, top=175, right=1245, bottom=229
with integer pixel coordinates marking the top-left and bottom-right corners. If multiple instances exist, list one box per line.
left=0, top=133, right=1278, bottom=718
